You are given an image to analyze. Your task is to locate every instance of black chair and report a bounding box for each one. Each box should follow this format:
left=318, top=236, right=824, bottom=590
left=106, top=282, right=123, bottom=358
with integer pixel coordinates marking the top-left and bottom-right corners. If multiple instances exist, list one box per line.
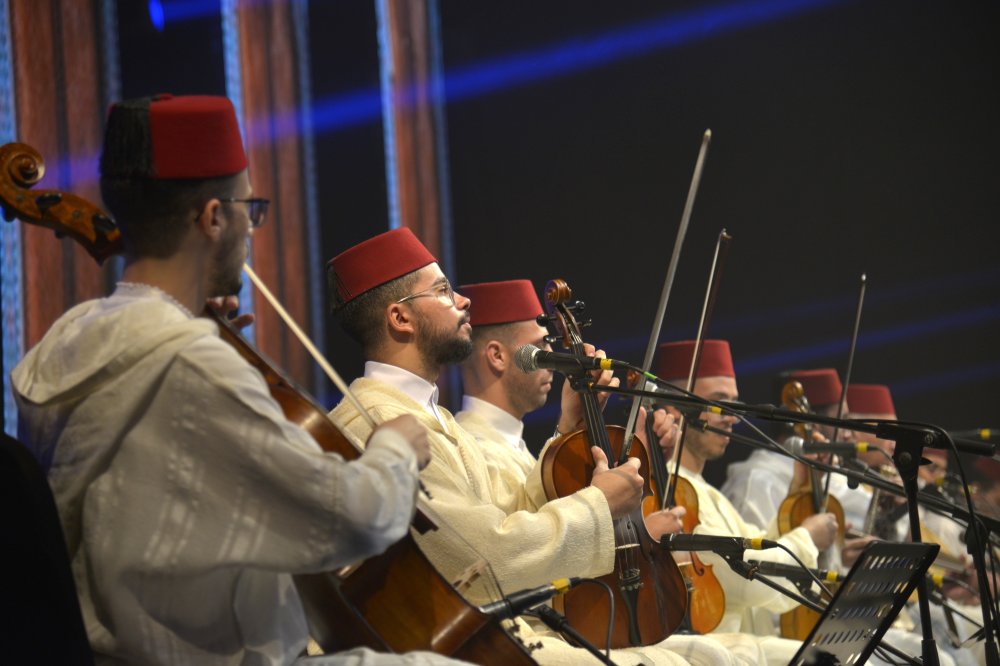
left=0, top=432, right=94, bottom=664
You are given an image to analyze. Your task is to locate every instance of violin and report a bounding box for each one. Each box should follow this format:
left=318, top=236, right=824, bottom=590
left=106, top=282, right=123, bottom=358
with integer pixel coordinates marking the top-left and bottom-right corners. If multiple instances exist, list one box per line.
left=628, top=370, right=727, bottom=635
left=538, top=279, right=688, bottom=648
left=0, top=141, right=538, bottom=664
left=776, top=380, right=847, bottom=641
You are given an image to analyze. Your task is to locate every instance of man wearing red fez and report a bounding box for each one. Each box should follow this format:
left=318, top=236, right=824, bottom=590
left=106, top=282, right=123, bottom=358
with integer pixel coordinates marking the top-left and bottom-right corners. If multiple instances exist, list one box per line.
left=12, top=96, right=450, bottom=666
left=655, top=341, right=838, bottom=665
left=452, top=282, right=767, bottom=665
left=727, top=374, right=975, bottom=665
left=328, top=242, right=740, bottom=666
left=723, top=368, right=850, bottom=537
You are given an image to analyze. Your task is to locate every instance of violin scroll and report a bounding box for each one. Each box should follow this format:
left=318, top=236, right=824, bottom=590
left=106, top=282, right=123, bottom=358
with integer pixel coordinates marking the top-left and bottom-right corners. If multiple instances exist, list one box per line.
left=0, top=142, right=122, bottom=264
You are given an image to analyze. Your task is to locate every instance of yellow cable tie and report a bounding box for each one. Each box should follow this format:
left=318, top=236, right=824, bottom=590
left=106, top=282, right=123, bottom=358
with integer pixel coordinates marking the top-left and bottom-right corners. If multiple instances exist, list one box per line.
left=552, top=578, right=572, bottom=594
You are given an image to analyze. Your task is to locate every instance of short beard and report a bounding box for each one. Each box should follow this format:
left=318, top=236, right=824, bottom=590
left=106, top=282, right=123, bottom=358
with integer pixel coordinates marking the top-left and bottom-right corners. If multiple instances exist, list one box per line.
left=207, top=234, right=245, bottom=298
left=415, top=312, right=473, bottom=370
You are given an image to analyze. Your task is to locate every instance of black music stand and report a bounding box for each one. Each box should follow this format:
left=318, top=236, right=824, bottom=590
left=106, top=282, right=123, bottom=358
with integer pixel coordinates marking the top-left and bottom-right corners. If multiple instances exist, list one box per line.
left=790, top=540, right=939, bottom=666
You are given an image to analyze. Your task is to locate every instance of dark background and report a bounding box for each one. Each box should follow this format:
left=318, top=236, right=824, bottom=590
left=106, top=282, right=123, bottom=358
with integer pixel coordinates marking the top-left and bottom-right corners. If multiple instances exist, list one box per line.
left=120, top=0, right=999, bottom=486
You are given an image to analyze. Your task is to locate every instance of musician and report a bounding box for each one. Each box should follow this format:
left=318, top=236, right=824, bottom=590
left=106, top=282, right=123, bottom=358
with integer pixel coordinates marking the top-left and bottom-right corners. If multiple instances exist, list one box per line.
left=327, top=234, right=747, bottom=665
left=654, top=341, right=838, bottom=665
left=453, top=279, right=770, bottom=666
left=845, top=386, right=982, bottom=666
left=722, top=368, right=854, bottom=534
left=10, top=95, right=459, bottom=665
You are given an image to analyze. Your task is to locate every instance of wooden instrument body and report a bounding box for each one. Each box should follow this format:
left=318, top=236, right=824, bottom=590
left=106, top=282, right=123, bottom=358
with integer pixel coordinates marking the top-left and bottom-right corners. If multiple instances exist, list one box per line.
left=665, top=472, right=726, bottom=634
left=539, top=425, right=688, bottom=648
left=215, top=314, right=538, bottom=663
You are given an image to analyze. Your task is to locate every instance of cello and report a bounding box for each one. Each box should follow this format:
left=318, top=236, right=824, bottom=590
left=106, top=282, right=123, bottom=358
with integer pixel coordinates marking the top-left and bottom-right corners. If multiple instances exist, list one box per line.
left=0, top=141, right=538, bottom=664
left=538, top=278, right=689, bottom=648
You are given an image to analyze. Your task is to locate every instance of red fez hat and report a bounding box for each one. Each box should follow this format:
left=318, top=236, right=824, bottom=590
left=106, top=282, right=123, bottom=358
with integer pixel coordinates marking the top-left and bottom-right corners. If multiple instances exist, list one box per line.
left=328, top=228, right=437, bottom=304
left=846, top=384, right=896, bottom=416
left=460, top=280, right=543, bottom=327
left=148, top=95, right=246, bottom=178
left=656, top=340, right=735, bottom=381
left=102, top=94, right=247, bottom=180
left=787, top=368, right=842, bottom=407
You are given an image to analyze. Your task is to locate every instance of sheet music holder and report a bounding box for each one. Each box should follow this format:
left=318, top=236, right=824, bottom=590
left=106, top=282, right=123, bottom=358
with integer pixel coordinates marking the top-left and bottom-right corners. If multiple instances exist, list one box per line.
left=790, top=540, right=939, bottom=666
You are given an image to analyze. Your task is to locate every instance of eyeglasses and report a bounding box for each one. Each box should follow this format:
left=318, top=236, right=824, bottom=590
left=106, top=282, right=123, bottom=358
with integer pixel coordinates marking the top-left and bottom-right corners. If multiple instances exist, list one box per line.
left=219, top=197, right=270, bottom=228
left=395, top=280, right=456, bottom=307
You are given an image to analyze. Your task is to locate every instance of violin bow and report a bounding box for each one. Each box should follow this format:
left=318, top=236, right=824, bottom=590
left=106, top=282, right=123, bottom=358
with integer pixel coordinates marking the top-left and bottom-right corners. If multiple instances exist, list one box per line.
left=242, top=262, right=377, bottom=431
left=820, top=273, right=867, bottom=509
left=664, top=229, right=731, bottom=508
left=620, top=129, right=712, bottom=465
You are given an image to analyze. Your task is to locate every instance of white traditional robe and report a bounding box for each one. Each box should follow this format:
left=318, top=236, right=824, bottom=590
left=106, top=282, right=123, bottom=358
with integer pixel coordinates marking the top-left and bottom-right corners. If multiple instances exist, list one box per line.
left=12, top=286, right=458, bottom=666
left=678, top=465, right=816, bottom=665
left=339, top=386, right=763, bottom=666
left=722, top=450, right=971, bottom=665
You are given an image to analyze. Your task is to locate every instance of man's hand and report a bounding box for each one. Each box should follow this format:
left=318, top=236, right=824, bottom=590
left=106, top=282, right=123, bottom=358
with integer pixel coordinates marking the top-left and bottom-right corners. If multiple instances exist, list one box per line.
left=590, top=446, right=643, bottom=519
left=801, top=511, right=839, bottom=551
left=556, top=344, right=620, bottom=434
left=374, top=414, right=431, bottom=470
left=841, top=533, right=876, bottom=567
left=206, top=295, right=255, bottom=330
left=644, top=506, right=686, bottom=541
left=636, top=406, right=679, bottom=459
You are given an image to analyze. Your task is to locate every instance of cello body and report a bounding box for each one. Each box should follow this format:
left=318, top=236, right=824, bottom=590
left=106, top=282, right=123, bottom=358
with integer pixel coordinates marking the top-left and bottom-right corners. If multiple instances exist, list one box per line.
left=215, top=314, right=539, bottom=663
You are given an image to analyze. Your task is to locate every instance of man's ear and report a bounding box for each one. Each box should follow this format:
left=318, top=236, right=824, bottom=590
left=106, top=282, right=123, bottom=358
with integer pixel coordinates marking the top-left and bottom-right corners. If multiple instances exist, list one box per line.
left=386, top=302, right=417, bottom=336
left=196, top=198, right=224, bottom=241
left=484, top=340, right=506, bottom=373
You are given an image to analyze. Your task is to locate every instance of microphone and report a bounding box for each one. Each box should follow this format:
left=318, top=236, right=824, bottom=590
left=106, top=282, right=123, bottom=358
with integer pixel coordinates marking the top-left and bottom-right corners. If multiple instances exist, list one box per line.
left=478, top=577, right=580, bottom=620
left=949, top=428, right=998, bottom=442
left=746, top=559, right=841, bottom=584
left=514, top=344, right=633, bottom=374
left=664, top=533, right=779, bottom=555
left=783, top=436, right=873, bottom=458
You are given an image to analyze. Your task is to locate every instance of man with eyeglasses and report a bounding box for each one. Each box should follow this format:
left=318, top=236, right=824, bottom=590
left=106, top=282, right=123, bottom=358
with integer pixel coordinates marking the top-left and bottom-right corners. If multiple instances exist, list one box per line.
left=12, top=95, right=462, bottom=665
left=327, top=230, right=757, bottom=665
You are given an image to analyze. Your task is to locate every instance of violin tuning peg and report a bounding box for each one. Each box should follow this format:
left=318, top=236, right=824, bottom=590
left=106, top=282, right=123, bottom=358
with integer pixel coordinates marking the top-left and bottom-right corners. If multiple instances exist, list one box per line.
left=35, top=192, right=62, bottom=211
left=92, top=213, right=118, bottom=233
left=569, top=300, right=585, bottom=313
left=543, top=334, right=559, bottom=345
left=535, top=313, right=557, bottom=325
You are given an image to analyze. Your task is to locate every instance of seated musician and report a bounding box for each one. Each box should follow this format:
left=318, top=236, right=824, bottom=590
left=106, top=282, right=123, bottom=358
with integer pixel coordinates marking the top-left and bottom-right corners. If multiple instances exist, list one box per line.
left=653, top=341, right=839, bottom=665
left=11, top=95, right=462, bottom=666
left=724, top=373, right=972, bottom=665
left=326, top=234, right=752, bottom=665
left=453, top=279, right=770, bottom=666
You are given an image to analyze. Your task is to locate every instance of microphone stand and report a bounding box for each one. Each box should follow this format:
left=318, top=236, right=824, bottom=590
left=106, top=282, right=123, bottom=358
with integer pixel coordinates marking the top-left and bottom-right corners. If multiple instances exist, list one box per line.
left=593, top=381, right=1000, bottom=666
left=526, top=606, right=618, bottom=666
left=688, top=546, right=922, bottom=666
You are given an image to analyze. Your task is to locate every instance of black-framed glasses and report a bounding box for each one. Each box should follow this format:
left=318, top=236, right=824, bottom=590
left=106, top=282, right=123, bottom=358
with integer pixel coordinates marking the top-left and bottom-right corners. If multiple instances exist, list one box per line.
left=219, top=197, right=270, bottom=228
left=395, top=280, right=457, bottom=307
